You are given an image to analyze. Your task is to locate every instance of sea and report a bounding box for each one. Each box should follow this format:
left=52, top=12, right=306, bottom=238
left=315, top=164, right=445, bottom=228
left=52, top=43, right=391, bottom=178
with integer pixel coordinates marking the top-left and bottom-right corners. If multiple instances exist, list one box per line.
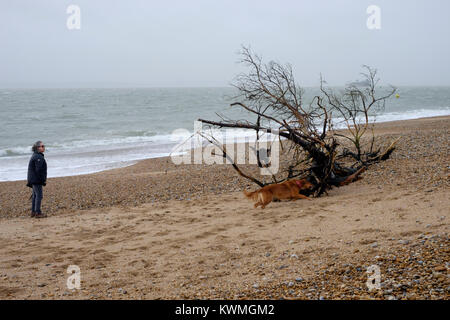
left=1, top=86, right=449, bottom=182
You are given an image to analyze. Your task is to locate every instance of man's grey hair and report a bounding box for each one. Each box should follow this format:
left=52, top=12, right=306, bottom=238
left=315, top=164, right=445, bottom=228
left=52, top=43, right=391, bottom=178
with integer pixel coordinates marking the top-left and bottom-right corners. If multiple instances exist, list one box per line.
left=32, top=141, right=43, bottom=153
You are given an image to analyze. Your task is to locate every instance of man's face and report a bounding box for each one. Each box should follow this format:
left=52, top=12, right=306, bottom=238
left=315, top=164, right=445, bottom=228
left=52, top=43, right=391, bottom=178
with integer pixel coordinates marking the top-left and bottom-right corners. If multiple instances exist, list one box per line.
left=38, top=143, right=45, bottom=153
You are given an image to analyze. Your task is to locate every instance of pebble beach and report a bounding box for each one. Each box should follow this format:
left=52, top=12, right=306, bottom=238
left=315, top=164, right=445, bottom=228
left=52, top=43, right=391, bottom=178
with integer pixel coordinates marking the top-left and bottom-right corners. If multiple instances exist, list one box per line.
left=0, top=116, right=448, bottom=300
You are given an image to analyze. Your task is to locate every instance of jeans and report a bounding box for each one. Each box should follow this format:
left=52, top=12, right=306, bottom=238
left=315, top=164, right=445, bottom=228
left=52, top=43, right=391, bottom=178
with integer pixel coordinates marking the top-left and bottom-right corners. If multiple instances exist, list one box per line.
left=31, top=184, right=43, bottom=214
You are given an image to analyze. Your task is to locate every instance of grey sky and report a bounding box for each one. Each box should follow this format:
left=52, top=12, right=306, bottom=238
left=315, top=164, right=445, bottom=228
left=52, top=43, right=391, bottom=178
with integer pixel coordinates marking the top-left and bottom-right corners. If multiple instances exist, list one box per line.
left=1, top=0, right=449, bottom=87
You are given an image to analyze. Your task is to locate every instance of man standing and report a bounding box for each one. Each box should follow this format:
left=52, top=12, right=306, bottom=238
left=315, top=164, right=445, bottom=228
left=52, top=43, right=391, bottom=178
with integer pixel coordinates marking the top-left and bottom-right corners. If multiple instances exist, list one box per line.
left=27, top=141, right=47, bottom=218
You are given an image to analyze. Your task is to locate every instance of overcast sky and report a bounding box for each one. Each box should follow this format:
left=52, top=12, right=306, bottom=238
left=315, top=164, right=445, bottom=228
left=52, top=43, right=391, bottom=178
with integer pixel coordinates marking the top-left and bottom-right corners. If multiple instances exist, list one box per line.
left=1, top=0, right=449, bottom=87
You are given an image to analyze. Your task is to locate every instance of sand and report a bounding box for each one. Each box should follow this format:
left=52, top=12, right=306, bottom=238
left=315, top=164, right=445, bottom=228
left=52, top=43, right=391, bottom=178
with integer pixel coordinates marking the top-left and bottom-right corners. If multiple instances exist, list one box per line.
left=0, top=116, right=448, bottom=300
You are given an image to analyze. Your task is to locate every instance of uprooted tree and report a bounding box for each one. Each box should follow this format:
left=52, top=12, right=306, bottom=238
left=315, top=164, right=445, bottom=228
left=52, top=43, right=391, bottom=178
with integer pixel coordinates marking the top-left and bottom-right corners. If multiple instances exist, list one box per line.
left=198, top=47, right=398, bottom=196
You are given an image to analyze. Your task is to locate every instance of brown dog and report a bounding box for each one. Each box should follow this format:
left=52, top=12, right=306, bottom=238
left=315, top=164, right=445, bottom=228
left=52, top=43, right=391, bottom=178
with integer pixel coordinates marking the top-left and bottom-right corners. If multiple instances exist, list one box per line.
left=243, top=179, right=313, bottom=209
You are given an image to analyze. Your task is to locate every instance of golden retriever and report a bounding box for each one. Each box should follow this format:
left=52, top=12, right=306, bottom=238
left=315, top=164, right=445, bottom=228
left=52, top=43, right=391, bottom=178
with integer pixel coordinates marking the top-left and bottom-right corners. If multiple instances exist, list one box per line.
left=243, top=179, right=313, bottom=209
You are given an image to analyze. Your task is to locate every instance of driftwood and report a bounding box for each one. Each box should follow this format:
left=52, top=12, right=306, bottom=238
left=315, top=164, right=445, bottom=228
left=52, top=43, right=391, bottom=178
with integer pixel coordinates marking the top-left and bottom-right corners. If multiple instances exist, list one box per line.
left=198, top=47, right=397, bottom=196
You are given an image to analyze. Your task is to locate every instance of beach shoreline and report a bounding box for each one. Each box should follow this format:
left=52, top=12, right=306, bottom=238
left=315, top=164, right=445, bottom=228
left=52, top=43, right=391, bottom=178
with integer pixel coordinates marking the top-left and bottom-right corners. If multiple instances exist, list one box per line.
left=1, top=115, right=449, bottom=219
left=0, top=115, right=448, bottom=299
left=1, top=114, right=449, bottom=183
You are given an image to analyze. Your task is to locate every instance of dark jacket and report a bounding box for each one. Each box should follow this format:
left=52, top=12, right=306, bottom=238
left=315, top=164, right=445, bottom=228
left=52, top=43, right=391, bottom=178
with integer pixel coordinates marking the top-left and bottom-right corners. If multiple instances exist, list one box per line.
left=27, top=152, right=47, bottom=187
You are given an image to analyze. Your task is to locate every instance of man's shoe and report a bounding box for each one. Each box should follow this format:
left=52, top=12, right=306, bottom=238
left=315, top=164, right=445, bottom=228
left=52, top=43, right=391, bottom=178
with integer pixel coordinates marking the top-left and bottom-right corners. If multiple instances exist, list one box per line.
left=31, top=212, right=36, bottom=218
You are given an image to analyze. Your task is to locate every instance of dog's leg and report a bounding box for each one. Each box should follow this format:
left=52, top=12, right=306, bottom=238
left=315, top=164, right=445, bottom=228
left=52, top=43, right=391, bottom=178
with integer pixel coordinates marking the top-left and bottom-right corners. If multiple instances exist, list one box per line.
left=261, top=198, right=269, bottom=209
left=258, top=193, right=268, bottom=209
left=261, top=195, right=272, bottom=209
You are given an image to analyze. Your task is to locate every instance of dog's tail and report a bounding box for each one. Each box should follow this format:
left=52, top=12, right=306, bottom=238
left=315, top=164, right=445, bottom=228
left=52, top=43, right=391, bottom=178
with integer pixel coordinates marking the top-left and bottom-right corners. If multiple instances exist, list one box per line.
left=243, top=189, right=258, bottom=200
